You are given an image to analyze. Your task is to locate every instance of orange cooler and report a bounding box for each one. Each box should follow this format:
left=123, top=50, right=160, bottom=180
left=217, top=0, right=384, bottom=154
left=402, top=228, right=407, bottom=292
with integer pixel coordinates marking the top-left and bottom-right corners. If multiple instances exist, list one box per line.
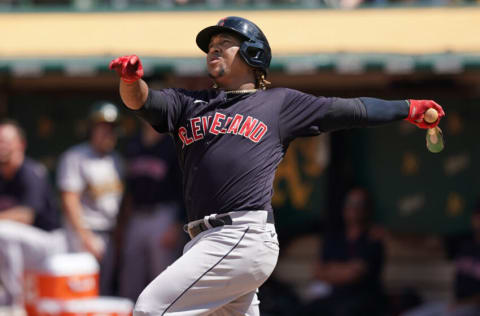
left=35, top=297, right=134, bottom=316
left=24, top=253, right=99, bottom=316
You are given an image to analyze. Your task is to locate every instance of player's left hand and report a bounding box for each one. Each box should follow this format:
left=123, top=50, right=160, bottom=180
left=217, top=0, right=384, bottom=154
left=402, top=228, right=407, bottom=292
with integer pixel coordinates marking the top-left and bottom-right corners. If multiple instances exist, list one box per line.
left=405, top=100, right=445, bottom=129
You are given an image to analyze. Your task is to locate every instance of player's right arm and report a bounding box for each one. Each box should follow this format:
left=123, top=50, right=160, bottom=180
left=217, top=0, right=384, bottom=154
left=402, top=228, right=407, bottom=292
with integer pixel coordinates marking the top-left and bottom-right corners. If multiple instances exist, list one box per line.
left=60, top=191, right=104, bottom=260
left=109, top=55, right=149, bottom=110
left=109, top=55, right=184, bottom=135
left=120, top=79, right=149, bottom=110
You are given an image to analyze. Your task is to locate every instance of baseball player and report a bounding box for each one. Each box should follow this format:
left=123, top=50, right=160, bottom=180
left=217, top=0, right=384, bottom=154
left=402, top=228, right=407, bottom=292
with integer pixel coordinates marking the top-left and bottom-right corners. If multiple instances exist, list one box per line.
left=109, top=16, right=445, bottom=316
left=56, top=102, right=124, bottom=293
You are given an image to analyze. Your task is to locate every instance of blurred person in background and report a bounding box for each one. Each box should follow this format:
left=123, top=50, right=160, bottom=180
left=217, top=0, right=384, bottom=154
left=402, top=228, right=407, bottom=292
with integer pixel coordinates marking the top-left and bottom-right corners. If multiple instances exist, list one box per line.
left=0, top=119, right=63, bottom=309
left=403, top=201, right=480, bottom=316
left=301, top=187, right=386, bottom=316
left=451, top=202, right=480, bottom=314
left=114, top=121, right=185, bottom=302
left=0, top=119, right=59, bottom=231
left=56, top=101, right=124, bottom=294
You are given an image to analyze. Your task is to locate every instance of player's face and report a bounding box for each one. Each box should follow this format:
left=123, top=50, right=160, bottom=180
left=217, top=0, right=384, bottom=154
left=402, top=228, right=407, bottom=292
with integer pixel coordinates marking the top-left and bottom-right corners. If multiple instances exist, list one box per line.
left=0, top=125, right=24, bottom=165
left=90, top=122, right=117, bottom=155
left=206, top=33, right=252, bottom=85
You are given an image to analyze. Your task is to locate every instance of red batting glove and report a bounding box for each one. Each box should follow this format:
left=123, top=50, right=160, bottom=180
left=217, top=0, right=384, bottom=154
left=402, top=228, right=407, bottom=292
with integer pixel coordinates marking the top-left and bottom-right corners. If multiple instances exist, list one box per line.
left=405, top=99, right=445, bottom=129
left=109, top=55, right=144, bottom=84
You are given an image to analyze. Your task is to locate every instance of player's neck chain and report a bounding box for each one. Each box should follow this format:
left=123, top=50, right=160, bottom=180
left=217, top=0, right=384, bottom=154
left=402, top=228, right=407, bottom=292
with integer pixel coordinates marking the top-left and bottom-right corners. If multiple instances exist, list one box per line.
left=225, top=89, right=258, bottom=95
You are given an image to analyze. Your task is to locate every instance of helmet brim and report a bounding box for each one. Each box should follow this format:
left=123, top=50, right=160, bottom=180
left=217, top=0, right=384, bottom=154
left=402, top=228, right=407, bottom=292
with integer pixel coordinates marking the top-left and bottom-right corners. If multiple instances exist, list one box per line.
left=196, top=25, right=248, bottom=54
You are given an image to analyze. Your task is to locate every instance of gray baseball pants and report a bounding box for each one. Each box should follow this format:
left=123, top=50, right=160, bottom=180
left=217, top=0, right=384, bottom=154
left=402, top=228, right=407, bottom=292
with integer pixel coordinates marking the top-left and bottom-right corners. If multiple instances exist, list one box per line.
left=133, top=210, right=279, bottom=316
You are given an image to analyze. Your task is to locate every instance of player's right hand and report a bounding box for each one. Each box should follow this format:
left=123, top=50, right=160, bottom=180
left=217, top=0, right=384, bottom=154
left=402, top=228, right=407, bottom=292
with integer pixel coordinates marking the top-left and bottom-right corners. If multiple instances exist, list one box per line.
left=109, top=55, right=144, bottom=84
left=80, top=231, right=105, bottom=261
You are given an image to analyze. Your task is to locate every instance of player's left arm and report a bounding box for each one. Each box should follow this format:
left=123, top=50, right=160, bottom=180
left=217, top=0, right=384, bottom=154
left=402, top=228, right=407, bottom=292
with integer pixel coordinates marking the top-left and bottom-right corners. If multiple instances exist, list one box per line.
left=0, top=206, right=34, bottom=224
left=279, top=90, right=446, bottom=143
left=322, top=97, right=445, bottom=131
left=362, top=98, right=444, bottom=129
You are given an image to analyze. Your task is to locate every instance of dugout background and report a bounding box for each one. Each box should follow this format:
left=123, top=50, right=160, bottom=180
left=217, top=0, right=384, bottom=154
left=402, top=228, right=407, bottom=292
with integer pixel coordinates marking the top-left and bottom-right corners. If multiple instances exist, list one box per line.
left=1, top=70, right=478, bottom=242
left=0, top=6, right=479, bottom=242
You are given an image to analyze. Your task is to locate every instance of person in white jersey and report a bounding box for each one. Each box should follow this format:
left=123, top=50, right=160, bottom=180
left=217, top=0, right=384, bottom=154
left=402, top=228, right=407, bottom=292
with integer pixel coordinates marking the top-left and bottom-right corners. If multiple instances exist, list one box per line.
left=56, top=101, right=124, bottom=293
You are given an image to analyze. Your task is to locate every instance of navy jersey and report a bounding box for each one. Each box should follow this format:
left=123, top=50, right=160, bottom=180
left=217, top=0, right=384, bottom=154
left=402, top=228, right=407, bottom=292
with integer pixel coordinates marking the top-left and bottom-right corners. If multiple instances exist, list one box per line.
left=0, top=157, right=60, bottom=231
left=135, top=88, right=408, bottom=222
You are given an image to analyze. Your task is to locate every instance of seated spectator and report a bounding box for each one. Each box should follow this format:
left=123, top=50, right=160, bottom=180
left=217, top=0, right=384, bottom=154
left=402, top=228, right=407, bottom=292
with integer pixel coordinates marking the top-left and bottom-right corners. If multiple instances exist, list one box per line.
left=0, top=119, right=59, bottom=231
left=403, top=202, right=480, bottom=316
left=0, top=119, right=64, bottom=308
left=301, top=187, right=386, bottom=316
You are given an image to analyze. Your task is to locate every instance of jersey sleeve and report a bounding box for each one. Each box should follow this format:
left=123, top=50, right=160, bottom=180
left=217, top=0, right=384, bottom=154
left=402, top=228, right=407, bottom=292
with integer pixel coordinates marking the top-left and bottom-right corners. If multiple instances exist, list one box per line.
left=279, top=88, right=346, bottom=142
left=56, top=150, right=85, bottom=192
left=280, top=89, right=366, bottom=141
left=280, top=89, right=409, bottom=143
left=133, top=88, right=186, bottom=134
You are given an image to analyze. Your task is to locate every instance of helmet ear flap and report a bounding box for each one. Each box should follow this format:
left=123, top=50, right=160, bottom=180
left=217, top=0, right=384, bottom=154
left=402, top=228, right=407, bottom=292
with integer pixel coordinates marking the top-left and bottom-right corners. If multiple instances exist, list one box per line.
left=240, top=41, right=267, bottom=69
left=247, top=46, right=263, bottom=60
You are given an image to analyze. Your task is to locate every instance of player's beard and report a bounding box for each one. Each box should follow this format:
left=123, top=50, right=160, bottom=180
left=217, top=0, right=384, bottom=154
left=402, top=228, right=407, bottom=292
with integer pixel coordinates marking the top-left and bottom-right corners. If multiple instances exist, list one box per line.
left=208, top=66, right=225, bottom=80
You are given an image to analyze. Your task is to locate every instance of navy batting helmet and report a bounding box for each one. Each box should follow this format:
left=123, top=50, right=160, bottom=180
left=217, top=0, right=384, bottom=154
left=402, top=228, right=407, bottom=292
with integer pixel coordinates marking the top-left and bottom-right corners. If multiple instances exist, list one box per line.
left=196, top=16, right=272, bottom=75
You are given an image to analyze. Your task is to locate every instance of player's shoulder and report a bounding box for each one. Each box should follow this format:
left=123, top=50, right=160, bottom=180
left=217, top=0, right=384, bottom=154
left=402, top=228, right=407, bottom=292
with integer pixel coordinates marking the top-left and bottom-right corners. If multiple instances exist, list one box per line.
left=263, top=87, right=288, bottom=93
left=259, top=87, right=305, bottom=108
left=263, top=87, right=302, bottom=98
left=67, top=142, right=91, bottom=154
left=163, top=87, right=215, bottom=102
left=59, top=143, right=91, bottom=161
